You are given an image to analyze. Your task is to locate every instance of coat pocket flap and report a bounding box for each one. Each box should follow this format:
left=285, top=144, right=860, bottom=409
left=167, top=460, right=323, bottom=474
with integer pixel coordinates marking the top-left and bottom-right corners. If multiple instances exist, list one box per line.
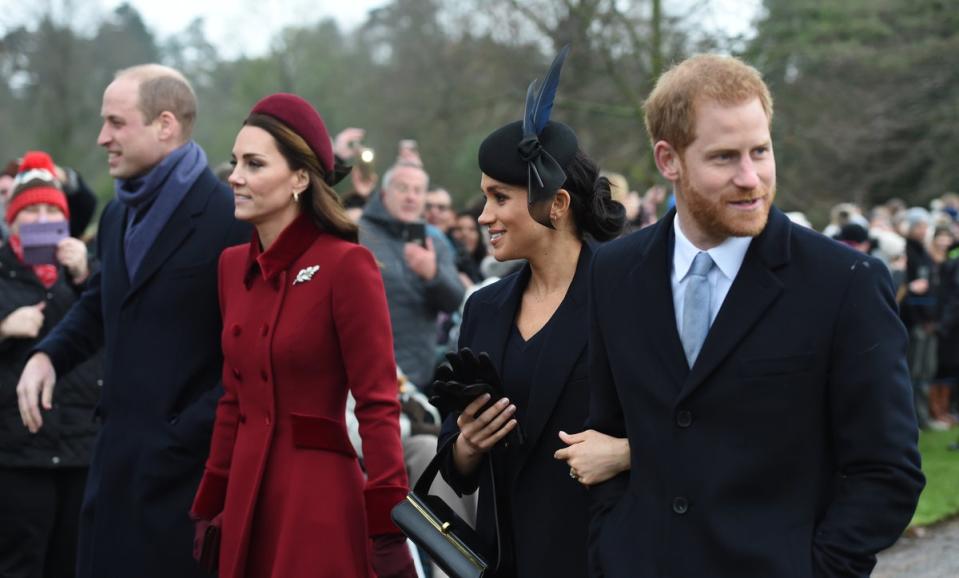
left=290, top=413, right=357, bottom=458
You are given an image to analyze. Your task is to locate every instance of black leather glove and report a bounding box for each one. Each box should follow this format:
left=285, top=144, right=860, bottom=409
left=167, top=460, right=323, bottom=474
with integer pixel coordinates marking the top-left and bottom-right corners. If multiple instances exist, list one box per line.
left=430, top=348, right=525, bottom=446
left=429, top=347, right=503, bottom=417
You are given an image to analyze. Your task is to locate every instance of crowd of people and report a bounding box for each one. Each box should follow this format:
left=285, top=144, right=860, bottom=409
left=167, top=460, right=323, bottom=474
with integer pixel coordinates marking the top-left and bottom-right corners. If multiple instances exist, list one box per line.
left=0, top=50, right=939, bottom=578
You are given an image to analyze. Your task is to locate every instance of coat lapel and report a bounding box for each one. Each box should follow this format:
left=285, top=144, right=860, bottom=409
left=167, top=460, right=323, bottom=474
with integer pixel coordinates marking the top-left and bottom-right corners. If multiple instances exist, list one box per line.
left=471, top=265, right=529, bottom=382
left=678, top=208, right=791, bottom=400
left=521, top=244, right=592, bottom=453
left=124, top=173, right=214, bottom=303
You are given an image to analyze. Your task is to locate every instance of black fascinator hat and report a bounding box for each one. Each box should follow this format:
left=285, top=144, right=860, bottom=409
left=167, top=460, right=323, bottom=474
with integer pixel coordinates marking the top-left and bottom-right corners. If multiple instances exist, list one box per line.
left=478, top=45, right=577, bottom=228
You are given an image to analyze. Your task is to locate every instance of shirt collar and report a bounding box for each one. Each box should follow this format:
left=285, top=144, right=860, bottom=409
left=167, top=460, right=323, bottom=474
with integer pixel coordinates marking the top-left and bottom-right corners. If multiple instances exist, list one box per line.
left=673, top=216, right=752, bottom=282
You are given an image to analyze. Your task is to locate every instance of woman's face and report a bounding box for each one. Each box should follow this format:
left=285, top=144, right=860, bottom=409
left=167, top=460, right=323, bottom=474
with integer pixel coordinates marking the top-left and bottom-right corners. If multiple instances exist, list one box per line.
left=10, top=203, right=66, bottom=237
left=228, top=125, right=306, bottom=226
left=453, top=214, right=480, bottom=253
left=477, top=173, right=545, bottom=262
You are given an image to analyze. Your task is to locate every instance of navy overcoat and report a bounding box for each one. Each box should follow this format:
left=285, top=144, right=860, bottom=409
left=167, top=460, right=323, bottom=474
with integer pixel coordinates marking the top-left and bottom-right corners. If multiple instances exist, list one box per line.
left=587, top=208, right=924, bottom=578
left=38, top=168, right=249, bottom=578
left=439, top=244, right=593, bottom=578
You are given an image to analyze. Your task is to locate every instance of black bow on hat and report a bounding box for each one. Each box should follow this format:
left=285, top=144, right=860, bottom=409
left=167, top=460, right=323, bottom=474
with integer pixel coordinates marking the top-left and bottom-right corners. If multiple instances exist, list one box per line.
left=478, top=46, right=578, bottom=228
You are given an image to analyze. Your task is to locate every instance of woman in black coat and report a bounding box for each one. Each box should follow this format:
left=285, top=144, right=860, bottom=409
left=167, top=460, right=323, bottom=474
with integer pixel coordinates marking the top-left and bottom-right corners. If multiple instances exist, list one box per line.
left=436, top=47, right=627, bottom=578
left=0, top=151, right=102, bottom=577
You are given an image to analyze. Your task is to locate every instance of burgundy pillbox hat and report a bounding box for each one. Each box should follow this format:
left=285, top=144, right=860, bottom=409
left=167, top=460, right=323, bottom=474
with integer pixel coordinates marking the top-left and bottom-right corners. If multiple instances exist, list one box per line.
left=250, top=93, right=334, bottom=177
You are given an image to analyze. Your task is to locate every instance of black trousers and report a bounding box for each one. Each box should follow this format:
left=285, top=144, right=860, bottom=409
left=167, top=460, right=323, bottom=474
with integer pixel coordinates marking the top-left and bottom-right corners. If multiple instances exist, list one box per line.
left=0, top=467, right=87, bottom=578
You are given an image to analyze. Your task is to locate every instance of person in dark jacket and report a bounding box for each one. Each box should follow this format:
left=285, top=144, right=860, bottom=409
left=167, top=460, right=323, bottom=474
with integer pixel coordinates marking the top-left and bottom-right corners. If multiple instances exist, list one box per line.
left=16, top=65, right=249, bottom=578
left=359, top=163, right=465, bottom=388
left=0, top=151, right=103, bottom=578
left=436, top=47, right=626, bottom=578
left=587, top=54, right=923, bottom=578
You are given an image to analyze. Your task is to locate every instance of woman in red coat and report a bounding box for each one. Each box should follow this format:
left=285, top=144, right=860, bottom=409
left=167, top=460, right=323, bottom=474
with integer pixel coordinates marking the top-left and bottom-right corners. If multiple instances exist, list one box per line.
left=190, top=93, right=416, bottom=578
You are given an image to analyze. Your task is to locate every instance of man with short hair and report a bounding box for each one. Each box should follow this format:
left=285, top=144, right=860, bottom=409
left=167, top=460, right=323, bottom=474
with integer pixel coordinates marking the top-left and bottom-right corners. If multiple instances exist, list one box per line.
left=359, top=162, right=464, bottom=388
left=586, top=54, right=923, bottom=577
left=425, top=187, right=455, bottom=234
left=17, top=64, right=248, bottom=578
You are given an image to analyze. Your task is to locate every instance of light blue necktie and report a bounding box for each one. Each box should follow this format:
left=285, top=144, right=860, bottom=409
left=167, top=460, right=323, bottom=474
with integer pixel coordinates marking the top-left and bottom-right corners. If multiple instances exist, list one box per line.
left=682, top=252, right=715, bottom=367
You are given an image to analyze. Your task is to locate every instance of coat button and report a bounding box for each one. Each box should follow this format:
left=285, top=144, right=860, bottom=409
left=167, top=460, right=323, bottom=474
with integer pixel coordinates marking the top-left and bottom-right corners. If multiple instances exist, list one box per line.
left=169, top=415, right=179, bottom=425
left=676, top=410, right=693, bottom=428
left=260, top=324, right=269, bottom=336
left=46, top=292, right=54, bottom=300
left=232, top=368, right=242, bottom=380
left=238, top=413, right=246, bottom=424
left=260, top=370, right=268, bottom=382
left=51, top=456, right=61, bottom=465
left=265, top=413, right=272, bottom=425
left=96, top=379, right=103, bottom=387
left=232, top=324, right=242, bottom=336
left=672, top=497, right=689, bottom=515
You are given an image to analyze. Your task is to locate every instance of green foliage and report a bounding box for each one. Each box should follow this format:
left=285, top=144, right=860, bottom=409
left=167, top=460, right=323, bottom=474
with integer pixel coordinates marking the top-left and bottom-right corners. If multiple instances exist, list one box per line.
left=3, top=0, right=952, bottom=223
left=912, top=428, right=959, bottom=527
left=748, top=0, right=959, bottom=224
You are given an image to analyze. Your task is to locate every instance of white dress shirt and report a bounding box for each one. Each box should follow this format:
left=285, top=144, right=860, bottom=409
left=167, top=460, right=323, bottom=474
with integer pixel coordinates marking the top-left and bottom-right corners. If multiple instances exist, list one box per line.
left=671, top=217, right=753, bottom=338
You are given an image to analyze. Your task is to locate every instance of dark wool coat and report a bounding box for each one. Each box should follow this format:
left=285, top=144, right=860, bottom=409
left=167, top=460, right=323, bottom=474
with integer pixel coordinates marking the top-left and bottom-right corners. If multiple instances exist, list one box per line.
left=36, top=169, right=250, bottom=578
left=439, top=244, right=593, bottom=578
left=587, top=208, right=924, bottom=578
left=0, top=244, right=102, bottom=469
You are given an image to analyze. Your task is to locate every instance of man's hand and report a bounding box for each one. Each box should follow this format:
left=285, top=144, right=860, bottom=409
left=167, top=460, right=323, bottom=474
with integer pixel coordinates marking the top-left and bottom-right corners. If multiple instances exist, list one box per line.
left=555, top=429, right=630, bottom=486
left=333, top=127, right=366, bottom=160
left=17, top=352, right=57, bottom=433
left=1, top=302, right=46, bottom=340
left=404, top=237, right=437, bottom=281
left=57, top=237, right=89, bottom=284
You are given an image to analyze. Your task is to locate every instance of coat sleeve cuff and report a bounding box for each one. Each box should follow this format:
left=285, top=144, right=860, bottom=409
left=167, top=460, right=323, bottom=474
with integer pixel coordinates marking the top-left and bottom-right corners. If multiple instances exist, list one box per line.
left=190, top=470, right=228, bottom=521
left=365, top=485, right=409, bottom=536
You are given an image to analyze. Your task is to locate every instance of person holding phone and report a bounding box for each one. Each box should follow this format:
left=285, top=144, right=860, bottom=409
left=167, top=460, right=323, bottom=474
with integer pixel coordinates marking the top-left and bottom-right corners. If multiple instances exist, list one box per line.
left=434, top=47, right=626, bottom=578
left=189, top=93, right=415, bottom=578
left=0, top=151, right=102, bottom=577
left=358, top=162, right=465, bottom=389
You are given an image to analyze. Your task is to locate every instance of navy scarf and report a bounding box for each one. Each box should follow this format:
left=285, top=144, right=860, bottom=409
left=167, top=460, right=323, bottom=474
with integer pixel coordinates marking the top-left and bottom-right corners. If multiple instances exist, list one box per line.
left=116, top=141, right=207, bottom=279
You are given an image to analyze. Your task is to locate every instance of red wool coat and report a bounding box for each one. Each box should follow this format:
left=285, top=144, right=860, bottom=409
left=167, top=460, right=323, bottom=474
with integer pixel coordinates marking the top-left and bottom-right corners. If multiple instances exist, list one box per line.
left=191, top=214, right=409, bottom=578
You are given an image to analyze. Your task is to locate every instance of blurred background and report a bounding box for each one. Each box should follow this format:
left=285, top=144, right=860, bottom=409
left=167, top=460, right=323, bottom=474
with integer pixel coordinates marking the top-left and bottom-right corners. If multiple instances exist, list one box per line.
left=0, top=0, right=956, bottom=226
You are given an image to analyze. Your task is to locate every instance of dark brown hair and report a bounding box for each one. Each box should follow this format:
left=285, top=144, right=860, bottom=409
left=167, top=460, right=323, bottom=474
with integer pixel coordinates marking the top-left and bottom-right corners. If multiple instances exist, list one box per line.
left=244, top=113, right=358, bottom=243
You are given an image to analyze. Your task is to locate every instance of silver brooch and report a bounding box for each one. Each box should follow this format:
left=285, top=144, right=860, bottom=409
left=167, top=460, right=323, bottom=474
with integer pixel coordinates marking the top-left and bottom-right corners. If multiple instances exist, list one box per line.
left=293, top=265, right=320, bottom=285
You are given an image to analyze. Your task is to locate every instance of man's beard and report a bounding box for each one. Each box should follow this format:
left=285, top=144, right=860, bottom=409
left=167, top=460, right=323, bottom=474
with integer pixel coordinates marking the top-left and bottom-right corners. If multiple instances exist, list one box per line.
left=677, top=171, right=776, bottom=241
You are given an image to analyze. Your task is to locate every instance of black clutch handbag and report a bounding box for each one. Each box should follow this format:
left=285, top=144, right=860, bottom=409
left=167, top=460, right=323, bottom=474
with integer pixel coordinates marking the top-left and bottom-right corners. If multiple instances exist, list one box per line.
left=391, top=435, right=499, bottom=578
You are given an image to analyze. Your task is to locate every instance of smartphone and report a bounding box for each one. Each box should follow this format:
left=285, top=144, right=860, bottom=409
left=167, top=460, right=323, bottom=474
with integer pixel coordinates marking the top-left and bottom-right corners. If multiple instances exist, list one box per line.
left=19, top=221, right=68, bottom=265
left=403, top=223, right=427, bottom=248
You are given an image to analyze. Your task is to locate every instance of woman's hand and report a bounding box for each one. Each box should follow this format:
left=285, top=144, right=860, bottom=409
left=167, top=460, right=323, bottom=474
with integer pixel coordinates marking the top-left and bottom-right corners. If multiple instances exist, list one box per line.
left=554, top=429, right=630, bottom=486
left=452, top=393, right=517, bottom=476
left=56, top=237, right=89, bottom=284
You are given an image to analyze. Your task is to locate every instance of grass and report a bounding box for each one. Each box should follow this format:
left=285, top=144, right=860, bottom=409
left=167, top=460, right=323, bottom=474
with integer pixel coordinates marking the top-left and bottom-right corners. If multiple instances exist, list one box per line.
left=911, top=428, right=959, bottom=527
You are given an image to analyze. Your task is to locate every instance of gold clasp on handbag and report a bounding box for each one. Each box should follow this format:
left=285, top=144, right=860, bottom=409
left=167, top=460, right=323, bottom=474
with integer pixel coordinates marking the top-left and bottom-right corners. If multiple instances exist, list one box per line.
left=441, top=521, right=451, bottom=533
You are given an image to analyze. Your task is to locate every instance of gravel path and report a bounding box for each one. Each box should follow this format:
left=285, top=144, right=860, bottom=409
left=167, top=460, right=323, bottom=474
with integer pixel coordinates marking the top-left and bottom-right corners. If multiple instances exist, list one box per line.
left=873, top=517, right=959, bottom=578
